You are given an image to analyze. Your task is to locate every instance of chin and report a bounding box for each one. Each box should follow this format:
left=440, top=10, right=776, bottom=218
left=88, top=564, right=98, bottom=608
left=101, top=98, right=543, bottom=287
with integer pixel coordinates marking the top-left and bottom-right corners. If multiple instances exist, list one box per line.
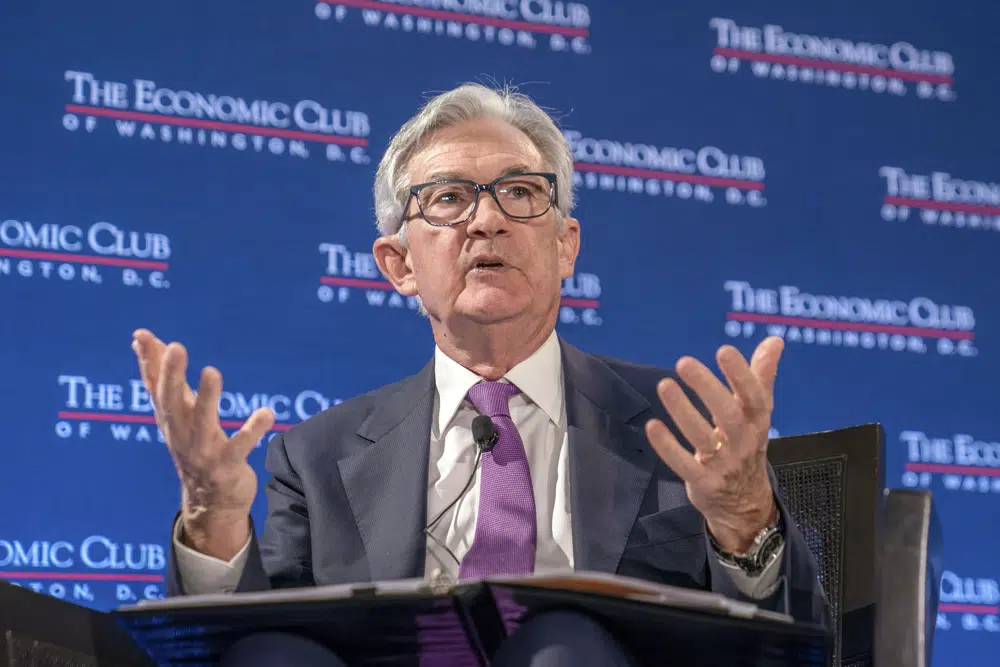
left=456, top=291, right=528, bottom=324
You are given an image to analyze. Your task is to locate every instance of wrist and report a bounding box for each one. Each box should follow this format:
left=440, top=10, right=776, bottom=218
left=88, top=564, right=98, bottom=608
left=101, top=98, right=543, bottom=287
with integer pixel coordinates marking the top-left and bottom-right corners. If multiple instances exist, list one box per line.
left=706, top=494, right=778, bottom=553
left=180, top=507, right=251, bottom=561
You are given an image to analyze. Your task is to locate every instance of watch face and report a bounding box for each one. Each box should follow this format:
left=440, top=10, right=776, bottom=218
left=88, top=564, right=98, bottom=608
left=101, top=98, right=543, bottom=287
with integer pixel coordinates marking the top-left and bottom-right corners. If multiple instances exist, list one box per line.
left=758, top=531, right=785, bottom=566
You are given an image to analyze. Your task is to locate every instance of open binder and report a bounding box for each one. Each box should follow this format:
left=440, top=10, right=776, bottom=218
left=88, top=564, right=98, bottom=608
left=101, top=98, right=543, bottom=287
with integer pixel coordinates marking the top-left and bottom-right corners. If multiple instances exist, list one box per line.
left=115, top=571, right=832, bottom=666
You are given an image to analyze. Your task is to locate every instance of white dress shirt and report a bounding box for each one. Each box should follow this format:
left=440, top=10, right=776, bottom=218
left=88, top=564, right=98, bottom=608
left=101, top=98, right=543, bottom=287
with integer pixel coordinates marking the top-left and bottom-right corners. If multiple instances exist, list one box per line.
left=174, top=331, right=781, bottom=597
left=423, top=328, right=572, bottom=581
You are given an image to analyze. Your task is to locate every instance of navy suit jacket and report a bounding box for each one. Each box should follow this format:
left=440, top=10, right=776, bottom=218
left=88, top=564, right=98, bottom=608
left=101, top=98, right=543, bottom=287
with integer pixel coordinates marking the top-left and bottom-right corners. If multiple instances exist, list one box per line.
left=167, top=338, right=831, bottom=628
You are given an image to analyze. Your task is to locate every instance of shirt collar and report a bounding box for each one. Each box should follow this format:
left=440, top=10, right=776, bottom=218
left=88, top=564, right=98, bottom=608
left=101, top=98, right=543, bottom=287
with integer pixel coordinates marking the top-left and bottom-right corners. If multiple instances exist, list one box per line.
left=433, top=329, right=565, bottom=432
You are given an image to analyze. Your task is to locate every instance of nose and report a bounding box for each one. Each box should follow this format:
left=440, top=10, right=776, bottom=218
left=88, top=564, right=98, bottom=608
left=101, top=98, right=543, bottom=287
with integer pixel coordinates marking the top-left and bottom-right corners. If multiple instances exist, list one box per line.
left=465, top=191, right=510, bottom=239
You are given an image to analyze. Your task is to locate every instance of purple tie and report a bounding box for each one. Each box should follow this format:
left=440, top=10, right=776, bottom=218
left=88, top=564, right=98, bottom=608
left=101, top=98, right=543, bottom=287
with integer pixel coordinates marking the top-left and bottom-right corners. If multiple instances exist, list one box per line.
left=458, top=381, right=537, bottom=580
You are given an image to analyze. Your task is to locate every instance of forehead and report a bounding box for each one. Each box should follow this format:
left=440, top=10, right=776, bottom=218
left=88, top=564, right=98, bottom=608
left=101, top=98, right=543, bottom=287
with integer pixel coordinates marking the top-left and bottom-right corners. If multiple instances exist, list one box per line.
left=407, top=116, right=545, bottom=183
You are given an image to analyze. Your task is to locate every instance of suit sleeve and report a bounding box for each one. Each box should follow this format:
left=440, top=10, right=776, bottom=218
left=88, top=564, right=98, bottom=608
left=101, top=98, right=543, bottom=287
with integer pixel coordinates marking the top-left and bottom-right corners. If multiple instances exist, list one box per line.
left=704, top=462, right=833, bottom=629
left=166, top=433, right=315, bottom=595
left=664, top=374, right=832, bottom=628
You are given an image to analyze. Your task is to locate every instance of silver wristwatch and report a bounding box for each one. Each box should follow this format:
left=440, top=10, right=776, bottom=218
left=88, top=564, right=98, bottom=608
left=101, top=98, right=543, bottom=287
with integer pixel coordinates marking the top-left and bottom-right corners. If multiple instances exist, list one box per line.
left=709, top=515, right=785, bottom=577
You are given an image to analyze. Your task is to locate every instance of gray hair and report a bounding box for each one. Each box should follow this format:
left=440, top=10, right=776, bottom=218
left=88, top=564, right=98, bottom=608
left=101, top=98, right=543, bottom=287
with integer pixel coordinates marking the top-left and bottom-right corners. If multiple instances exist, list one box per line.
left=373, top=83, right=575, bottom=240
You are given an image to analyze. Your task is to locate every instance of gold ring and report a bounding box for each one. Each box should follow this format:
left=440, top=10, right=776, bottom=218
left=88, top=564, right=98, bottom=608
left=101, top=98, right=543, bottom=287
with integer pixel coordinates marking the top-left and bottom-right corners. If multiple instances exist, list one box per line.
left=712, top=426, right=727, bottom=451
left=697, top=427, right=725, bottom=463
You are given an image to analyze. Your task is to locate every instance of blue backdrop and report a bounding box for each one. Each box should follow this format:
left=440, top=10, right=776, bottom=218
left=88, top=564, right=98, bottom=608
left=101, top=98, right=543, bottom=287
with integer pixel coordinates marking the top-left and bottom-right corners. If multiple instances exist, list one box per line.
left=1, top=2, right=998, bottom=665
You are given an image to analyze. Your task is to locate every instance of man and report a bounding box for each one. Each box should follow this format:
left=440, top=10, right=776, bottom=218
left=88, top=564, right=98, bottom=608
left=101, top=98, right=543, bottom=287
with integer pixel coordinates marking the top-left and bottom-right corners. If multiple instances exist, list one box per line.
left=131, top=83, right=829, bottom=666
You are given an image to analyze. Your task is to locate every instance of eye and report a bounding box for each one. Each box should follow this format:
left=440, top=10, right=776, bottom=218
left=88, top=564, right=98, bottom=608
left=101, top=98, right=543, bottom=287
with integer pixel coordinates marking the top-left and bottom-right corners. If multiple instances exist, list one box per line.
left=432, top=190, right=460, bottom=203
left=499, top=182, right=539, bottom=199
left=422, top=186, right=469, bottom=207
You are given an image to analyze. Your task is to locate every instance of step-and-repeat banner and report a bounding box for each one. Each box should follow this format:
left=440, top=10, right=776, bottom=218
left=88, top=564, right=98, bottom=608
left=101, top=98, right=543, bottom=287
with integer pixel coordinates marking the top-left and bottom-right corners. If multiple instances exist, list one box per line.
left=1, top=1, right=997, bottom=664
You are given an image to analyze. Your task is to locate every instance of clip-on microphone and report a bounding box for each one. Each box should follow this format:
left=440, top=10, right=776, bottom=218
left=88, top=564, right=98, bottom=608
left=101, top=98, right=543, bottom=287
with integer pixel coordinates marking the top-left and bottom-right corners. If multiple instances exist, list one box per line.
left=472, top=415, right=498, bottom=452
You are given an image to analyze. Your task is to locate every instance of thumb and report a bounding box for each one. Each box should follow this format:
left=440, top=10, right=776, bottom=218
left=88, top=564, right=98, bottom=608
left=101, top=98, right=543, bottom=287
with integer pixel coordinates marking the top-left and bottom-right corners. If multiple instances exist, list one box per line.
left=230, top=407, right=275, bottom=460
left=750, top=336, right=784, bottom=394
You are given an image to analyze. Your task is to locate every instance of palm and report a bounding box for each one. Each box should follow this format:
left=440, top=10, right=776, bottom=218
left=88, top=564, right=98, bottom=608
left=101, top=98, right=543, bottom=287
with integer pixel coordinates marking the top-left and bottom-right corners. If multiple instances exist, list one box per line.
left=133, top=329, right=274, bottom=517
left=644, top=337, right=783, bottom=551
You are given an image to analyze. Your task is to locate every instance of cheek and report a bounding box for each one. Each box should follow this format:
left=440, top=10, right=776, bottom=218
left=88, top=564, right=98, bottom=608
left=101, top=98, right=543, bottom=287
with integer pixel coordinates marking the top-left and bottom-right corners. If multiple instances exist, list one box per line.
left=537, top=238, right=566, bottom=276
left=412, top=242, right=462, bottom=291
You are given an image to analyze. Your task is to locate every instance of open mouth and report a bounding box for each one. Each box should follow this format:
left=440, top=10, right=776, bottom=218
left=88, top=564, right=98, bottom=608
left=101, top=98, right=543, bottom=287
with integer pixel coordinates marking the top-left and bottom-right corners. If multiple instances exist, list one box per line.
left=474, top=261, right=505, bottom=269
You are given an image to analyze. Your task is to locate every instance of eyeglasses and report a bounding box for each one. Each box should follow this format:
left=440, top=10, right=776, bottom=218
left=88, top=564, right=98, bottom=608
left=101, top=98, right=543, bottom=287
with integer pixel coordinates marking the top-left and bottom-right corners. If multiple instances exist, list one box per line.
left=399, top=172, right=558, bottom=227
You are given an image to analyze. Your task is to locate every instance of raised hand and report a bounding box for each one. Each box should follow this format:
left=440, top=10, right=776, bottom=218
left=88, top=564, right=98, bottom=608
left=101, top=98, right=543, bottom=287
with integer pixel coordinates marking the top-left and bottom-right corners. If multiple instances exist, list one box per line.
left=644, top=337, right=784, bottom=553
left=132, top=329, right=275, bottom=560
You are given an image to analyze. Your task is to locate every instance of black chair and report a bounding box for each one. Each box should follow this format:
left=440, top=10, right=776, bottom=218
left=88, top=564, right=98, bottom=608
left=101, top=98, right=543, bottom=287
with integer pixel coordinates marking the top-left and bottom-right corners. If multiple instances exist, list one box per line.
left=873, top=488, right=942, bottom=667
left=768, top=423, right=884, bottom=667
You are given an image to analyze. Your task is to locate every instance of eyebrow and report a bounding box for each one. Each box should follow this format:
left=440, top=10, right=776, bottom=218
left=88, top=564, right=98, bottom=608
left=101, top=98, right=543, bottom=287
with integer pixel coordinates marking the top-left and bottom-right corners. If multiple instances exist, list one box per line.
left=422, top=164, right=536, bottom=183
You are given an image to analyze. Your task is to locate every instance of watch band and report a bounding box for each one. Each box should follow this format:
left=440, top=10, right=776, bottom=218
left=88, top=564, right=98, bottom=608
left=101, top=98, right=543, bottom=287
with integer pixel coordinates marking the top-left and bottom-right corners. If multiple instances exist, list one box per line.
left=709, top=514, right=785, bottom=577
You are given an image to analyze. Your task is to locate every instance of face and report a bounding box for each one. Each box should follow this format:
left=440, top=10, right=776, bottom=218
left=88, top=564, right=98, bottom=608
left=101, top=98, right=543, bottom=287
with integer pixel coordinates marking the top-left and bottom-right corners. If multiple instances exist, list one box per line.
left=374, top=116, right=580, bottom=330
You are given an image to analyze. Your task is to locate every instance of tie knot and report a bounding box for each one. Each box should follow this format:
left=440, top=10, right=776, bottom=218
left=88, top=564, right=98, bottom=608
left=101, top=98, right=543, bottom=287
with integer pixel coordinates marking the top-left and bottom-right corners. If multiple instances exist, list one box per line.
left=466, top=380, right=520, bottom=418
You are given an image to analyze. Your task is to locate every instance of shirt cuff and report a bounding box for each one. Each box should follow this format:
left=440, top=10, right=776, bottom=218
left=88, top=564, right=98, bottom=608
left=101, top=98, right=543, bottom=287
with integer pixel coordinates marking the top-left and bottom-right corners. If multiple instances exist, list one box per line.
left=713, top=542, right=784, bottom=599
left=172, top=516, right=251, bottom=595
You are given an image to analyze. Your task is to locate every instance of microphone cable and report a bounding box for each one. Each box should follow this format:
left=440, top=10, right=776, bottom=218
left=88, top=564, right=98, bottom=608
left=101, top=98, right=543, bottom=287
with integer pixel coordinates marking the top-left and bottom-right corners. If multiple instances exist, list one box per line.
left=423, top=415, right=498, bottom=569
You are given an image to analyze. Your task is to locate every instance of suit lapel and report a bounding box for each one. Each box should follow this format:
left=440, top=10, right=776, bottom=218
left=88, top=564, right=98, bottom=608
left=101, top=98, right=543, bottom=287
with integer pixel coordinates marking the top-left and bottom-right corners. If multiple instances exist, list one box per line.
left=561, top=340, right=655, bottom=573
left=338, top=360, right=435, bottom=582
left=335, top=341, right=657, bottom=580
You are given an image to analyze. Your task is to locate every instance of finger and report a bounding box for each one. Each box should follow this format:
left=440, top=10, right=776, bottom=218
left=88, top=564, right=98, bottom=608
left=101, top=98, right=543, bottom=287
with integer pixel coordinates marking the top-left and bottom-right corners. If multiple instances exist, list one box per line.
left=156, top=342, right=193, bottom=429
left=675, top=356, right=743, bottom=433
left=656, top=377, right=715, bottom=454
left=229, top=407, right=276, bottom=461
left=192, top=365, right=224, bottom=443
left=644, top=418, right=703, bottom=483
left=132, top=329, right=166, bottom=400
left=749, top=336, right=784, bottom=396
left=715, top=345, right=770, bottom=418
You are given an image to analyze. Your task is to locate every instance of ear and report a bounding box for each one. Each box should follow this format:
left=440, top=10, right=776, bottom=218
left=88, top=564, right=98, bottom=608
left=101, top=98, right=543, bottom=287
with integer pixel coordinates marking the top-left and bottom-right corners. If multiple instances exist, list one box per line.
left=556, top=217, right=581, bottom=279
left=373, top=235, right=418, bottom=297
